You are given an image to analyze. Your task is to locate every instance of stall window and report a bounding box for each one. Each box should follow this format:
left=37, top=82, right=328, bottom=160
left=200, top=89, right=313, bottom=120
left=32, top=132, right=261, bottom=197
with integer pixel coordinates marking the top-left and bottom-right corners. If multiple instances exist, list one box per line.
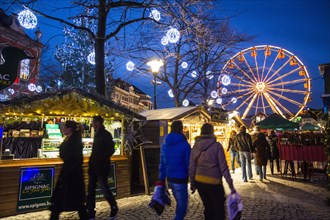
left=20, top=59, right=30, bottom=80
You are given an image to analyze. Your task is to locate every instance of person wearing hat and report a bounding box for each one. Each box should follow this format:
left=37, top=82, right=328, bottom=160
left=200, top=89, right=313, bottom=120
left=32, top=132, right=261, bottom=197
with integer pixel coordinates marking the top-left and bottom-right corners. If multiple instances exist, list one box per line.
left=87, top=116, right=118, bottom=220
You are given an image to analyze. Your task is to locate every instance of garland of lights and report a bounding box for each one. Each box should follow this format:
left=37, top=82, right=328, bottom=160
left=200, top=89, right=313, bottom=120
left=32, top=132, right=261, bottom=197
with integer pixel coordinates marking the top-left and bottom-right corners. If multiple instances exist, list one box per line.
left=17, top=8, right=38, bottom=29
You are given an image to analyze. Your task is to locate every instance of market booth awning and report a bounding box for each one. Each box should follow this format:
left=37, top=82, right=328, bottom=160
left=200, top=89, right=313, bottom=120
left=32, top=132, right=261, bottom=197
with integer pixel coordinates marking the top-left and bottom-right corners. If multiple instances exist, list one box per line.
left=301, top=123, right=320, bottom=131
left=256, top=113, right=299, bottom=130
left=0, top=88, right=145, bottom=119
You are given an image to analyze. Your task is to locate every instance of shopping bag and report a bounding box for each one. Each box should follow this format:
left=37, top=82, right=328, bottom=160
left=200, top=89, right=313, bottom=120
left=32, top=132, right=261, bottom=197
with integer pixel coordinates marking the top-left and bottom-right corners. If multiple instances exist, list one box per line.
left=227, top=192, right=243, bottom=220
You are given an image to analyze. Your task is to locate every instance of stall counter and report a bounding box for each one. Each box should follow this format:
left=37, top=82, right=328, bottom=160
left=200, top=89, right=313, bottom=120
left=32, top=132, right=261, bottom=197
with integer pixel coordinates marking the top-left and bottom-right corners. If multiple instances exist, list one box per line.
left=0, top=156, right=130, bottom=218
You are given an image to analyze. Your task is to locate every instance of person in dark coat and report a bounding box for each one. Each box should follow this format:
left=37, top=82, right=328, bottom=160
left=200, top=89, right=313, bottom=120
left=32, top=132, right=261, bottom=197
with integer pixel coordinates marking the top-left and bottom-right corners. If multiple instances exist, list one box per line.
left=226, top=130, right=240, bottom=173
left=236, top=126, right=253, bottom=182
left=267, top=130, right=280, bottom=174
left=50, top=121, right=88, bottom=220
left=253, top=132, right=270, bottom=181
left=159, top=120, right=190, bottom=220
left=87, top=116, right=118, bottom=220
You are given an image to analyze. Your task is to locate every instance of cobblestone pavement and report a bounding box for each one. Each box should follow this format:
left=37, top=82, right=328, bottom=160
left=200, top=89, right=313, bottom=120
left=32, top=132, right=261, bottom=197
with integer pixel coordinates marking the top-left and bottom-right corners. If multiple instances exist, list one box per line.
left=1, top=165, right=330, bottom=220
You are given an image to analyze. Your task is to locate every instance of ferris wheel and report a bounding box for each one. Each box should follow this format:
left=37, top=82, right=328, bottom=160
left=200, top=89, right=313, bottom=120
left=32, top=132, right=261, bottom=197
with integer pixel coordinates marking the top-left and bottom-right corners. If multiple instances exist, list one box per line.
left=216, top=45, right=311, bottom=120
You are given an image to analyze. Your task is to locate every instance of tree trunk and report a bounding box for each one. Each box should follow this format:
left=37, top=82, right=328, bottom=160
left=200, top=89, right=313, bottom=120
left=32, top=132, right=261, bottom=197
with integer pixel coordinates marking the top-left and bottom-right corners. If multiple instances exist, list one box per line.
left=95, top=0, right=107, bottom=96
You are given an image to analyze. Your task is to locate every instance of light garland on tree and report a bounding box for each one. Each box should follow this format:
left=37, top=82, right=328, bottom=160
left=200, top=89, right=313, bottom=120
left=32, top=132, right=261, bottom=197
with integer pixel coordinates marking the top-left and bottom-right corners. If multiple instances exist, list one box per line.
left=168, top=89, right=174, bottom=98
left=206, top=71, right=213, bottom=79
left=149, top=9, right=161, bottom=21
left=181, top=62, right=188, bottom=69
left=221, top=87, right=228, bottom=94
left=166, top=27, right=180, bottom=43
left=17, top=8, right=38, bottom=29
left=126, top=61, right=135, bottom=71
left=191, top=71, right=197, bottom=78
left=210, top=90, right=218, bottom=98
left=87, top=52, right=95, bottom=65
left=231, top=97, right=237, bottom=104
left=221, top=74, right=231, bottom=86
left=216, top=98, right=222, bottom=105
left=161, top=36, right=169, bottom=46
left=182, top=99, right=189, bottom=107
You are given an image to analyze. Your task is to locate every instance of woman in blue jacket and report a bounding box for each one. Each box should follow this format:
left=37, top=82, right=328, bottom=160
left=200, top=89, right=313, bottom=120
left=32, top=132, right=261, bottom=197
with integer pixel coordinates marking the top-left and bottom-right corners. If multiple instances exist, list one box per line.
left=159, top=120, right=190, bottom=220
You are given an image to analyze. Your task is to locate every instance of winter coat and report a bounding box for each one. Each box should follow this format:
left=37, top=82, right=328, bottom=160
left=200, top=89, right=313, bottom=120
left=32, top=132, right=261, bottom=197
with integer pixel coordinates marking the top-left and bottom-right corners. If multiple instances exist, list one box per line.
left=236, top=131, right=253, bottom=152
left=189, top=135, right=234, bottom=191
left=267, top=135, right=280, bottom=159
left=253, top=133, right=270, bottom=166
left=228, top=136, right=239, bottom=152
left=89, top=126, right=115, bottom=176
left=159, top=132, right=190, bottom=183
left=50, top=134, right=85, bottom=212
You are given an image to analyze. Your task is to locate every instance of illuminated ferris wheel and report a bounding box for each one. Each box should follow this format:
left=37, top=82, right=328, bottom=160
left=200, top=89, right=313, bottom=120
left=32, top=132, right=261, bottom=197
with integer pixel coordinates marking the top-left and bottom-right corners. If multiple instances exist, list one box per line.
left=217, top=45, right=311, bottom=120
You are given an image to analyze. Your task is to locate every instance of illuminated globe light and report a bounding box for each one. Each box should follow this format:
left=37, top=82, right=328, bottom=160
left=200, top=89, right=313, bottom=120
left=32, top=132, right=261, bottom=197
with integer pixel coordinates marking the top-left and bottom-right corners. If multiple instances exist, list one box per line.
left=216, top=98, right=222, bottom=105
left=182, top=99, right=189, bottom=107
left=8, top=88, right=14, bottom=95
left=161, top=36, right=169, bottom=46
left=166, top=27, right=180, bottom=43
left=191, top=71, right=197, bottom=78
left=36, top=85, right=42, bottom=93
left=221, top=74, right=231, bottom=86
left=126, top=61, right=135, bottom=71
left=17, top=8, right=37, bottom=29
left=206, top=71, right=213, bottom=79
left=149, top=9, right=161, bottom=21
left=210, top=90, right=218, bottom=99
left=231, top=97, right=238, bottom=104
left=28, top=83, right=36, bottom=92
left=181, top=62, right=188, bottom=69
left=221, top=87, right=228, bottom=95
left=87, top=52, right=95, bottom=65
left=168, top=89, right=174, bottom=98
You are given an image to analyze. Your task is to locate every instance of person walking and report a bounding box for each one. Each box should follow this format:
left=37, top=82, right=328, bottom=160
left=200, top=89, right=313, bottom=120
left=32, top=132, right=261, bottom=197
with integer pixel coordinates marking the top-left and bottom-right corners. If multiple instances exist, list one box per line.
left=226, top=130, right=240, bottom=173
left=49, top=121, right=88, bottom=220
left=159, top=120, right=190, bottom=220
left=253, top=132, right=270, bottom=181
left=236, top=125, right=254, bottom=182
left=87, top=116, right=118, bottom=220
left=267, top=130, right=280, bottom=174
left=189, top=123, right=236, bottom=220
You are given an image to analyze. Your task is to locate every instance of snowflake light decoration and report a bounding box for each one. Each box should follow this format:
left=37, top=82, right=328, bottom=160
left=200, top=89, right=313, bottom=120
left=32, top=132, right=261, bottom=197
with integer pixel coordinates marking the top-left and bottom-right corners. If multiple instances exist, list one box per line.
left=216, top=98, right=222, bottom=105
left=221, top=74, right=231, bottom=86
left=18, top=8, right=37, bottom=29
left=191, top=71, right=197, bottom=78
left=149, top=9, right=161, bottom=21
left=210, top=90, right=218, bottom=98
left=231, top=97, right=237, bottom=104
left=87, top=52, right=95, bottom=65
left=181, top=62, right=188, bottom=69
left=182, top=99, right=189, bottom=107
left=36, top=85, right=42, bottom=93
left=8, top=88, right=14, bottom=95
left=221, top=88, right=228, bottom=94
left=161, top=36, right=169, bottom=46
left=126, top=61, right=135, bottom=71
left=168, top=89, right=174, bottom=98
left=166, top=27, right=180, bottom=43
left=206, top=71, right=213, bottom=79
left=28, top=83, right=36, bottom=91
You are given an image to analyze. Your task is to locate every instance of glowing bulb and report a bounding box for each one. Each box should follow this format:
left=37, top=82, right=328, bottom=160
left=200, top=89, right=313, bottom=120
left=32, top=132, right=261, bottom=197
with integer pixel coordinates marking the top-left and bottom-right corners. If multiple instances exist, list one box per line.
left=221, top=88, right=228, bottom=94
left=216, top=98, right=222, bottom=105
left=182, top=99, right=189, bottom=107
left=210, top=90, right=218, bottom=98
left=18, top=8, right=37, bottom=29
left=126, top=61, right=135, bottom=71
left=191, top=71, right=197, bottom=78
left=168, top=89, right=174, bottom=98
left=208, top=99, right=214, bottom=106
left=181, top=62, right=188, bottom=69
left=206, top=71, right=213, bottom=79
left=87, top=52, right=95, bottom=65
left=28, top=83, right=36, bottom=91
left=149, top=9, right=161, bottom=21
left=231, top=97, right=237, bottom=104
left=221, top=74, right=231, bottom=86
left=166, top=27, right=180, bottom=43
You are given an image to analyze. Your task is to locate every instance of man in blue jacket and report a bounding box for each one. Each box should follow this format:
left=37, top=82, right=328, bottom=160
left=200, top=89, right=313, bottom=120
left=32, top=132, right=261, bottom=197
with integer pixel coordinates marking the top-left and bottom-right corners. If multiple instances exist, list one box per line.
left=159, top=120, right=190, bottom=220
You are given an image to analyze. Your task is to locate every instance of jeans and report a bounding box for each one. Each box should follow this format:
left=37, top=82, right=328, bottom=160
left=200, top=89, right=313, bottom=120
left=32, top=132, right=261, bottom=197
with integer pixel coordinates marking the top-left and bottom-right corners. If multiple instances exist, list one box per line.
left=87, top=174, right=117, bottom=216
left=168, top=182, right=188, bottom=220
left=230, top=150, right=240, bottom=171
left=195, top=181, right=225, bottom=220
left=239, top=151, right=253, bottom=181
left=257, top=165, right=267, bottom=180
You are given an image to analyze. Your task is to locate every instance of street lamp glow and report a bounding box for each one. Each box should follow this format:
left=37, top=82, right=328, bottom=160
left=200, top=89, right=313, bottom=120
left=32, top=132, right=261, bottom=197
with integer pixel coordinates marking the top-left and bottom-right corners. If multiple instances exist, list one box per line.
left=147, top=60, right=164, bottom=73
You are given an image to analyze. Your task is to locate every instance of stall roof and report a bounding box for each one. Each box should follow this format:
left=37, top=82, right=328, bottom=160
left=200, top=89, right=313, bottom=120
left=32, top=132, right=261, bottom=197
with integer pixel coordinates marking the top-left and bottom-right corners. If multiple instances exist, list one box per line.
left=140, top=106, right=211, bottom=121
left=256, top=113, right=299, bottom=130
left=0, top=88, right=145, bottom=120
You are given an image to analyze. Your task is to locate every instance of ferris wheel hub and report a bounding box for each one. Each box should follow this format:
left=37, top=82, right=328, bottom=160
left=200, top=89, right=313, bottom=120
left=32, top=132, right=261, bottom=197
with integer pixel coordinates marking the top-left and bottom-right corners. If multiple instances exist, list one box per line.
left=256, top=82, right=266, bottom=92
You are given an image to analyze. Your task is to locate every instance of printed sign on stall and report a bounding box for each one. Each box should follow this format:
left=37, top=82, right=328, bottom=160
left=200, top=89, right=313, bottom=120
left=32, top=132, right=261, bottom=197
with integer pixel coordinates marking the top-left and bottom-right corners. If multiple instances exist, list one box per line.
left=17, top=167, right=54, bottom=212
left=96, top=163, right=116, bottom=198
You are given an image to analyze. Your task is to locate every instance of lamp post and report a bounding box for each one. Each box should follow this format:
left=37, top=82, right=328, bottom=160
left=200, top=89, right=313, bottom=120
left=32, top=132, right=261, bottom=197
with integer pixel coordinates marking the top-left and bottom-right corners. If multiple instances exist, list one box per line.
left=147, top=60, right=164, bottom=109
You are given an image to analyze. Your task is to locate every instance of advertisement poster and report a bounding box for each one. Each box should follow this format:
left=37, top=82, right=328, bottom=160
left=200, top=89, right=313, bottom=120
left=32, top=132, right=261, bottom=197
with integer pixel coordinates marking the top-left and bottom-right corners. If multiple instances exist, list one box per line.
left=17, top=167, right=55, bottom=212
left=96, top=163, right=116, bottom=198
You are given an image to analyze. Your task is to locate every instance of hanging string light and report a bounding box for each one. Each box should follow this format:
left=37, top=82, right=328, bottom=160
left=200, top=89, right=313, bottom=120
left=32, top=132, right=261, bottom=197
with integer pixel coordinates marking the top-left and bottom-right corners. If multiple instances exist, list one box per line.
left=17, top=7, right=38, bottom=29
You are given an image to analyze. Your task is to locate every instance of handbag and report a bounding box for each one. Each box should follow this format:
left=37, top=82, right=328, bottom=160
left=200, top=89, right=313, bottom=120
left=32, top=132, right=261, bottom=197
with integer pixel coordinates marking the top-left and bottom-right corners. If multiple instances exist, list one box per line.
left=227, top=192, right=243, bottom=220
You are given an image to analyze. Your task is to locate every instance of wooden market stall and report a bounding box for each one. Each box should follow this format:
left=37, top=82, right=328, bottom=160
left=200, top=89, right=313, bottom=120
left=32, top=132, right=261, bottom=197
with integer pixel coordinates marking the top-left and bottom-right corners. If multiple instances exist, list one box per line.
left=0, top=89, right=145, bottom=218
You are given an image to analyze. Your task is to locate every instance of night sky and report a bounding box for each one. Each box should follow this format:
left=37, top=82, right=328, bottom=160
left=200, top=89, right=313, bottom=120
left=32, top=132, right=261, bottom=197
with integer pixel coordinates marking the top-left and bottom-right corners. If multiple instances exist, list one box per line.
left=5, top=0, right=330, bottom=111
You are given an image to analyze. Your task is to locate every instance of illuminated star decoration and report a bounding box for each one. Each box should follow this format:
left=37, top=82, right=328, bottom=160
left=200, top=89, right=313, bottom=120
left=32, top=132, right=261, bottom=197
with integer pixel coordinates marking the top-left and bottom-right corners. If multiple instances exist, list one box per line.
left=149, top=9, right=161, bottom=21
left=231, top=97, right=237, bottom=104
left=28, top=83, right=36, bottom=92
left=191, top=71, right=197, bottom=78
left=210, top=90, right=218, bottom=98
left=126, top=61, right=135, bottom=71
left=87, top=52, right=95, bottom=65
left=8, top=88, right=14, bottom=95
left=166, top=27, right=180, bottom=43
left=168, top=89, right=174, bottom=98
left=206, top=71, right=213, bottom=79
left=182, top=99, right=189, bottom=107
left=181, top=62, right=188, bottom=69
left=221, top=88, right=228, bottom=94
left=221, top=74, right=231, bottom=86
left=17, top=8, right=37, bottom=29
left=161, top=36, right=169, bottom=46
left=36, top=85, right=42, bottom=93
